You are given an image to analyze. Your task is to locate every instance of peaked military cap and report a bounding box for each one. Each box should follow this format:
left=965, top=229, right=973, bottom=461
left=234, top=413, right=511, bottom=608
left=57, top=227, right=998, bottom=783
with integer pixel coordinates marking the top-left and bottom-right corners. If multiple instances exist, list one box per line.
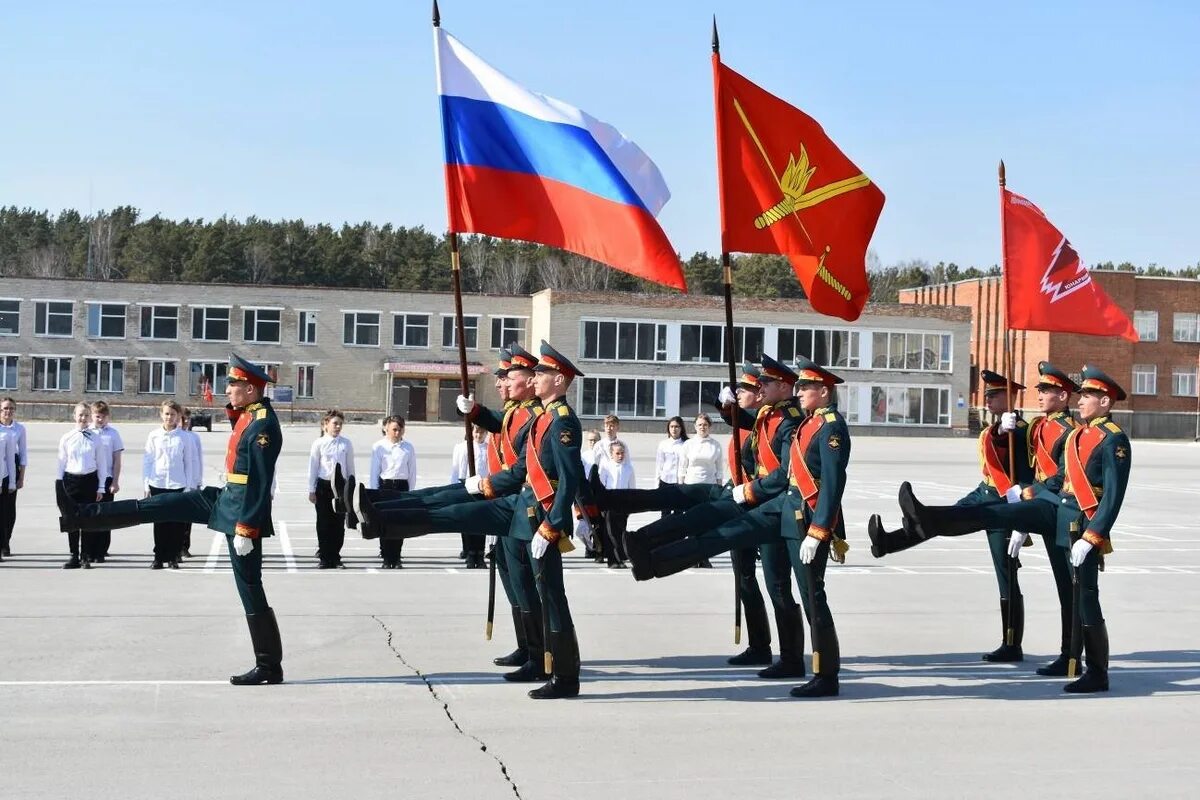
left=737, top=360, right=761, bottom=391
left=533, top=340, right=584, bottom=379
left=981, top=369, right=1024, bottom=395
left=506, top=343, right=538, bottom=372
left=493, top=347, right=512, bottom=377
left=228, top=353, right=274, bottom=389
left=1034, top=361, right=1080, bottom=393
left=758, top=354, right=799, bottom=385
left=1079, top=364, right=1127, bottom=401
left=793, top=356, right=844, bottom=386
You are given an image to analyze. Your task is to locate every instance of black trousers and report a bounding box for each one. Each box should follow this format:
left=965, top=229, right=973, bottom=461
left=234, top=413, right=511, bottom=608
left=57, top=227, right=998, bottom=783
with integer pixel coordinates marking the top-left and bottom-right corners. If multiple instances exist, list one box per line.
left=89, top=478, right=114, bottom=559
left=63, top=471, right=100, bottom=559
left=603, top=511, right=629, bottom=565
left=378, top=478, right=408, bottom=563
left=314, top=478, right=345, bottom=565
left=0, top=477, right=15, bottom=549
left=149, top=486, right=186, bottom=561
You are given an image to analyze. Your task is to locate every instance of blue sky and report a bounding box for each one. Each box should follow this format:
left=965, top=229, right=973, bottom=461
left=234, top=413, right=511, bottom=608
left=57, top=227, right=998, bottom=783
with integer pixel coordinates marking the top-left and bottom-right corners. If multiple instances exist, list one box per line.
left=3, top=0, right=1197, bottom=270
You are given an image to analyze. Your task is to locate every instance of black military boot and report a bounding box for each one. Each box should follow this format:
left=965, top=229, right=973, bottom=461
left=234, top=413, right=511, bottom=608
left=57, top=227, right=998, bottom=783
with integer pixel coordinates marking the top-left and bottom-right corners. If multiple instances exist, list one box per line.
left=728, top=646, right=773, bottom=666
left=588, top=464, right=608, bottom=510
left=493, top=607, right=528, bottom=667
left=867, top=514, right=925, bottom=558
left=758, top=607, right=806, bottom=679
left=1064, top=623, right=1109, bottom=693
left=1037, top=607, right=1073, bottom=676
left=529, top=629, right=581, bottom=699
left=335, top=465, right=360, bottom=530
left=790, top=624, right=840, bottom=698
left=503, top=611, right=549, bottom=682
left=983, top=596, right=1025, bottom=662
left=898, top=482, right=990, bottom=540
left=230, top=608, right=284, bottom=686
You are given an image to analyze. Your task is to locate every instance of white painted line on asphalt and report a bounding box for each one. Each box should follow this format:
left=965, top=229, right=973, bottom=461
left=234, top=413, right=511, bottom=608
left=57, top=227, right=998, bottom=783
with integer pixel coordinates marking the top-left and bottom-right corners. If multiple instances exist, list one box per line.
left=277, top=520, right=298, bottom=573
left=204, top=532, right=224, bottom=572
left=0, top=680, right=229, bottom=686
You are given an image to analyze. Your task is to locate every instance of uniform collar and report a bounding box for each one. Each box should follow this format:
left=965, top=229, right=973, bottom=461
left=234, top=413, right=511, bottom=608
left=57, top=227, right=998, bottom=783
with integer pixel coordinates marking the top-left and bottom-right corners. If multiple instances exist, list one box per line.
left=1086, top=415, right=1111, bottom=428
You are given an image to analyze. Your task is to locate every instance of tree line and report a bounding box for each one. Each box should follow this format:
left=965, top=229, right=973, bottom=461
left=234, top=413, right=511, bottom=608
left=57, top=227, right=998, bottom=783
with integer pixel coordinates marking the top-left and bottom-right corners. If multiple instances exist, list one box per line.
left=2, top=206, right=1195, bottom=302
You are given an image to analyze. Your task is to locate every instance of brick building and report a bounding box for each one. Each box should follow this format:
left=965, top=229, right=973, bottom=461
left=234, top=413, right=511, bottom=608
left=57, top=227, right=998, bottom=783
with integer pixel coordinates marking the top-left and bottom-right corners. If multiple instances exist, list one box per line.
left=900, top=271, right=1200, bottom=438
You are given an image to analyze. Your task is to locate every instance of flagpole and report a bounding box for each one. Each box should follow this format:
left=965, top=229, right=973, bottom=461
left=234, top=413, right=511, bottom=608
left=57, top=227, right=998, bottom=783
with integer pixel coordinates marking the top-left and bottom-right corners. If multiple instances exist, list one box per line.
left=998, top=160, right=1018, bottom=649
left=712, top=18, right=743, bottom=645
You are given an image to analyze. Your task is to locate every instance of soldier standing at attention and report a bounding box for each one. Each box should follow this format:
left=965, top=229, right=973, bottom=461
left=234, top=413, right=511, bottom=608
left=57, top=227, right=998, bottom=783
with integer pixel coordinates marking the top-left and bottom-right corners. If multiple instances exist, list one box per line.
left=57, top=354, right=286, bottom=685
left=0, top=398, right=28, bottom=557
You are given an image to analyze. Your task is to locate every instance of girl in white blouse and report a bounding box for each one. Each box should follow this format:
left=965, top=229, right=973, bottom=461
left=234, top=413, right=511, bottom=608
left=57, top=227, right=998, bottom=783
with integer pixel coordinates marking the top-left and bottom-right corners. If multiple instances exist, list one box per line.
left=144, top=400, right=195, bottom=570
left=655, top=416, right=689, bottom=518
left=309, top=410, right=356, bottom=568
left=57, top=401, right=109, bottom=569
left=369, top=415, right=415, bottom=568
left=679, top=413, right=723, bottom=569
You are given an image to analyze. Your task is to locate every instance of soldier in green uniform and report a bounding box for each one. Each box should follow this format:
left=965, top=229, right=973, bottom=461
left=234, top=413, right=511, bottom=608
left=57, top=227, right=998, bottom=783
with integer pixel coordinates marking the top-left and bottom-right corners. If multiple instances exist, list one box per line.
left=55, top=354, right=285, bottom=685
left=883, top=365, right=1130, bottom=693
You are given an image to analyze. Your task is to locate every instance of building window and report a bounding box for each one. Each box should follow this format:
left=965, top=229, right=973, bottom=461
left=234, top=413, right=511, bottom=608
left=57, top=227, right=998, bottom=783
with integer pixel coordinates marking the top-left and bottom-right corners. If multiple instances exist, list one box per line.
left=32, top=356, right=71, bottom=391
left=85, top=358, right=124, bottom=393
left=441, top=315, right=479, bottom=349
left=34, top=301, right=73, bottom=337
left=1173, top=313, right=1199, bottom=343
left=189, top=361, right=228, bottom=395
left=138, top=360, right=177, bottom=394
left=678, top=379, right=725, bottom=419
left=490, top=316, right=527, bottom=348
left=867, top=385, right=950, bottom=426
left=297, top=365, right=316, bottom=399
left=679, top=323, right=724, bottom=363
left=393, top=313, right=430, bottom=348
left=1172, top=367, right=1198, bottom=397
left=780, top=328, right=864, bottom=369
left=581, top=320, right=667, bottom=362
left=579, top=376, right=666, bottom=419
left=869, top=331, right=951, bottom=371
left=0, top=300, right=19, bottom=336
left=836, top=384, right=862, bottom=424
left=243, top=308, right=282, bottom=344
left=140, top=305, right=179, bottom=340
left=1132, top=364, right=1157, bottom=395
left=86, top=303, right=127, bottom=339
left=0, top=355, right=17, bottom=390
left=343, top=312, right=380, bottom=346
left=1134, top=310, right=1158, bottom=342
left=192, top=307, right=231, bottom=341
left=298, top=311, right=318, bottom=345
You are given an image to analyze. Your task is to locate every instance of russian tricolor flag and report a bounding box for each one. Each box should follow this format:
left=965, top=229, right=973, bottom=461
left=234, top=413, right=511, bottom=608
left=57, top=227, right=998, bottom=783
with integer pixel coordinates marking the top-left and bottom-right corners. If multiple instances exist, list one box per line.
left=435, top=28, right=686, bottom=291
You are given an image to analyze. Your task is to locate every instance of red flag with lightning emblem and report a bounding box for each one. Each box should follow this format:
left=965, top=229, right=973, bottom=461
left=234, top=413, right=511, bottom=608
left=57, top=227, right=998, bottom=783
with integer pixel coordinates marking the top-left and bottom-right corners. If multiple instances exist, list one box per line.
left=714, top=60, right=884, bottom=321
left=1002, top=188, right=1137, bottom=342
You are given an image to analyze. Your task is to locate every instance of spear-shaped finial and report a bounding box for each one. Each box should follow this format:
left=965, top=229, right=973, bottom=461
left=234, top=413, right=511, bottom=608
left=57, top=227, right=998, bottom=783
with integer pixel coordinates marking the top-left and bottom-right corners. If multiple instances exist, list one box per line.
left=433, top=0, right=441, bottom=27
left=712, top=16, right=720, bottom=54
left=998, top=159, right=1006, bottom=187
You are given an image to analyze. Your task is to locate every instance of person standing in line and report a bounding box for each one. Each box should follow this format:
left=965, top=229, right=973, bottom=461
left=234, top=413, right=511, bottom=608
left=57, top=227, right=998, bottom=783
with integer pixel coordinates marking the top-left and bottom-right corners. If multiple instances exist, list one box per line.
left=178, top=407, right=205, bottom=559
left=57, top=402, right=109, bottom=569
left=679, top=412, right=723, bottom=568
left=655, top=417, right=688, bottom=518
left=308, top=410, right=356, bottom=569
left=368, top=415, right=416, bottom=569
left=0, top=397, right=28, bottom=557
left=450, top=424, right=490, bottom=568
left=591, top=414, right=621, bottom=471
left=598, top=439, right=635, bottom=568
left=0, top=422, right=14, bottom=563
left=144, top=400, right=194, bottom=570
left=580, top=429, right=602, bottom=561
left=88, top=401, right=124, bottom=563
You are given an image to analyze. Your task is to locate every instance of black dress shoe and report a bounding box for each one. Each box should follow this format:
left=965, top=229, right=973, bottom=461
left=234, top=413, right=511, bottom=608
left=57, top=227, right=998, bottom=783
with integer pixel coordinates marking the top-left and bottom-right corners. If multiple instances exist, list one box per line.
left=493, top=648, right=526, bottom=667
left=318, top=562, right=334, bottom=569
left=528, top=676, right=580, bottom=699
left=790, top=675, right=839, bottom=698
left=727, top=646, right=773, bottom=666
left=169, top=560, right=180, bottom=570
left=1, top=545, right=10, bottom=557
left=229, top=665, right=284, bottom=686
left=81, top=558, right=93, bottom=570
left=758, top=660, right=807, bottom=679
left=63, top=557, right=82, bottom=570
left=151, top=560, right=164, bottom=570
left=503, top=661, right=549, bottom=683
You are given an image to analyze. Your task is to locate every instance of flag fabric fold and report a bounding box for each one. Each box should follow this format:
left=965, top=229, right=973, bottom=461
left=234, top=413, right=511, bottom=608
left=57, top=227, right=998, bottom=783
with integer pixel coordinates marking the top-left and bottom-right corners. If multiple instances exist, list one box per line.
left=713, top=60, right=884, bottom=321
left=1002, top=188, right=1137, bottom=342
left=435, top=28, right=685, bottom=291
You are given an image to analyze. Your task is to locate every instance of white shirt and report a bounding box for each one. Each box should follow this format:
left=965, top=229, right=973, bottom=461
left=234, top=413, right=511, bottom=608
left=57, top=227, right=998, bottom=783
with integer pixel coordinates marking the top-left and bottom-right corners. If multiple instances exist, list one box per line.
left=0, top=428, right=14, bottom=482
left=591, top=435, right=619, bottom=470
left=0, top=420, right=27, bottom=468
left=450, top=440, right=490, bottom=482
left=368, top=438, right=416, bottom=489
left=90, top=424, right=124, bottom=476
left=599, top=458, right=635, bottom=490
left=57, top=427, right=110, bottom=482
left=143, top=427, right=195, bottom=490
left=181, top=428, right=204, bottom=489
left=308, top=434, right=356, bottom=493
left=655, top=437, right=687, bottom=483
left=680, top=436, right=724, bottom=485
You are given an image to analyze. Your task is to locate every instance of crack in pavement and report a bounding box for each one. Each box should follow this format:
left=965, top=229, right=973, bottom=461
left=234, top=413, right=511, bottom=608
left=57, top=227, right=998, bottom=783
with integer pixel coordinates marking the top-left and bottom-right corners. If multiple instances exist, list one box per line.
left=372, top=615, right=523, bottom=799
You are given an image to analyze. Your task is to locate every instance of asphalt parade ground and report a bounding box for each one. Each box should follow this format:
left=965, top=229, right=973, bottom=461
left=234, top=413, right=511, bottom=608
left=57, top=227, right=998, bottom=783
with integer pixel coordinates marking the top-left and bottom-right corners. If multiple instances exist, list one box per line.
left=3, top=421, right=1199, bottom=799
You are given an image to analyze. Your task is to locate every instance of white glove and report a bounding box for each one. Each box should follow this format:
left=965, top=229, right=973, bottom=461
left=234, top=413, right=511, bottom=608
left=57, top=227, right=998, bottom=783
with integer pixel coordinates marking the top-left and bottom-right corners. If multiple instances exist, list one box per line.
left=999, top=412, right=1017, bottom=432
left=1004, top=485, right=1022, bottom=504
left=731, top=483, right=748, bottom=505
left=456, top=394, right=476, bottom=415
left=574, top=517, right=594, bottom=550
left=1007, top=531, right=1027, bottom=559
left=465, top=475, right=483, bottom=495
left=1070, top=538, right=1094, bottom=568
left=531, top=534, right=550, bottom=560
left=718, top=385, right=736, bottom=406
left=799, top=535, right=820, bottom=564
left=233, top=535, right=254, bottom=557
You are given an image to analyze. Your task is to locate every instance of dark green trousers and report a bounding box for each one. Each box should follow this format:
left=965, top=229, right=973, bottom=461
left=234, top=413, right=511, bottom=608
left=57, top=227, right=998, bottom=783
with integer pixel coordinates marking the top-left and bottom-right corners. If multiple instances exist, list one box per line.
left=604, top=482, right=723, bottom=515
left=372, top=482, right=471, bottom=511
